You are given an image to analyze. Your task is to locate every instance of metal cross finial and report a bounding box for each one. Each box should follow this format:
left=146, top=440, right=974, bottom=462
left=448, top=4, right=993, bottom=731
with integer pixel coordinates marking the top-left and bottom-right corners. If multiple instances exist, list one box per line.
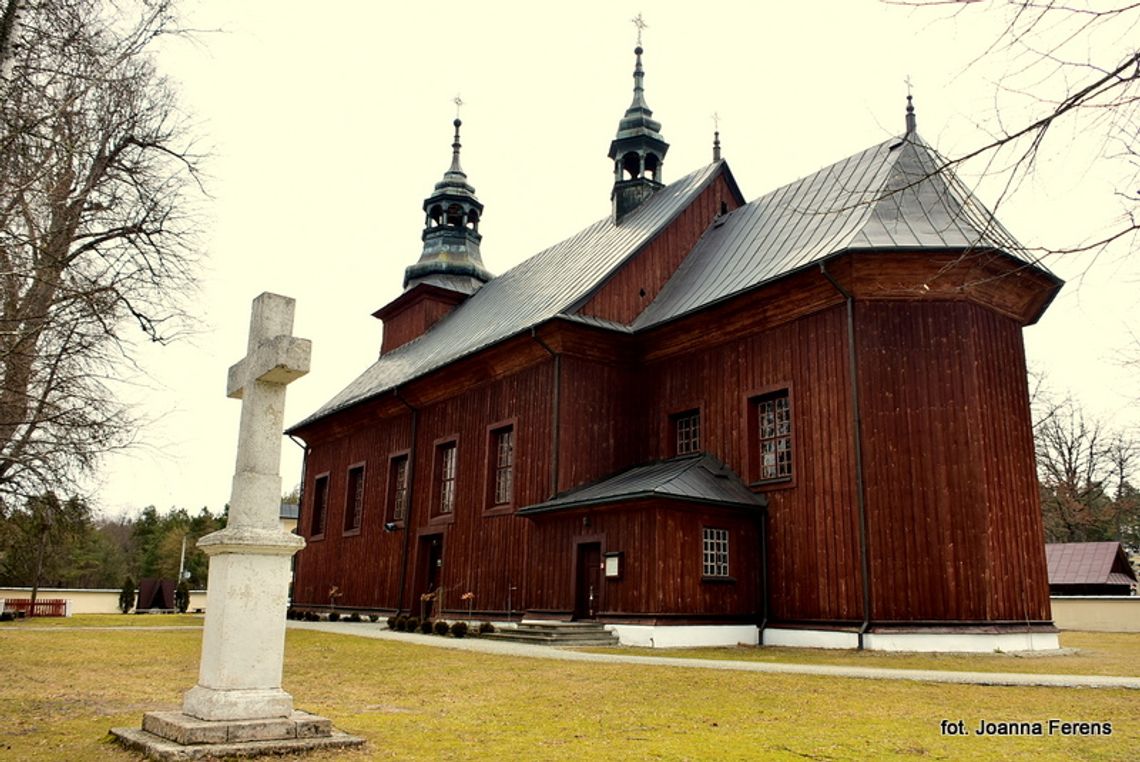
left=632, top=13, right=648, bottom=46
left=904, top=75, right=913, bottom=97
left=712, top=112, right=720, bottom=131
left=453, top=94, right=464, bottom=120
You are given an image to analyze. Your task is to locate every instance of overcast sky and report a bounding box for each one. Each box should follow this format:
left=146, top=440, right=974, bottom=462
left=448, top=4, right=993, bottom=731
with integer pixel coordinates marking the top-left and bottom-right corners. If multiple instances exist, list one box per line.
left=92, top=1, right=1140, bottom=518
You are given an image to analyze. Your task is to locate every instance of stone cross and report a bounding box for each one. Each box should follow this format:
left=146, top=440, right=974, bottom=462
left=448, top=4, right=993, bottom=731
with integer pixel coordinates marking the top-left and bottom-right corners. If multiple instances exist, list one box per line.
left=182, top=292, right=311, bottom=722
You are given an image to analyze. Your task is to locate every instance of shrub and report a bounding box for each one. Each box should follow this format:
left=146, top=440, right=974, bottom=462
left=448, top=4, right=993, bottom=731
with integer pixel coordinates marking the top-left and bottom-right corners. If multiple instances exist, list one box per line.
left=348, top=612, right=362, bottom=623
left=396, top=615, right=409, bottom=631
left=434, top=619, right=451, bottom=636
left=174, top=581, right=190, bottom=614
left=450, top=621, right=469, bottom=638
left=369, top=614, right=381, bottom=622
left=386, top=616, right=397, bottom=629
left=419, top=618, right=435, bottom=634
left=478, top=621, right=496, bottom=635
left=118, top=577, right=135, bottom=614
left=303, top=611, right=319, bottom=622
left=328, top=611, right=340, bottom=622
left=405, top=617, right=420, bottom=633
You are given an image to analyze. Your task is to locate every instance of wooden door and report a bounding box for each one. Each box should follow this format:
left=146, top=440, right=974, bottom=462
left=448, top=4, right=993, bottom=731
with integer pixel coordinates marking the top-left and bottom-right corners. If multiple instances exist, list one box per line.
left=574, top=542, right=601, bottom=620
left=416, top=534, right=443, bottom=619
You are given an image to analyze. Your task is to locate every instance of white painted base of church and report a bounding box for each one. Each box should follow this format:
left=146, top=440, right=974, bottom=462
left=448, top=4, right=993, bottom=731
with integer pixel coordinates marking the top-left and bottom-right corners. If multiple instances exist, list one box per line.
left=608, top=624, right=760, bottom=648
left=761, top=627, right=1061, bottom=653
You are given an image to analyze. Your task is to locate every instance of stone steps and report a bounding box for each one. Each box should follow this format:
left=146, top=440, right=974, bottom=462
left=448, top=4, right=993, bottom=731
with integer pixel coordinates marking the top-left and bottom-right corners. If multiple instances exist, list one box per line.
left=484, top=621, right=619, bottom=647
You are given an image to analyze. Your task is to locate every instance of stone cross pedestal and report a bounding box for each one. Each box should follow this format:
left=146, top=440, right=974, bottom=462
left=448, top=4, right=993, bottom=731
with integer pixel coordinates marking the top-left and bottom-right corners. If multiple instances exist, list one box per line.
left=113, top=293, right=363, bottom=759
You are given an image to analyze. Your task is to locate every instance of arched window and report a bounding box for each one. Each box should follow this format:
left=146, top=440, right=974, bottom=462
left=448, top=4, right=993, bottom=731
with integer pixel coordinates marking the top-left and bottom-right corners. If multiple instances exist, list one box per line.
left=644, top=153, right=660, bottom=182
left=466, top=209, right=479, bottom=231
left=446, top=204, right=463, bottom=226
left=622, top=152, right=641, bottom=181
left=428, top=205, right=443, bottom=227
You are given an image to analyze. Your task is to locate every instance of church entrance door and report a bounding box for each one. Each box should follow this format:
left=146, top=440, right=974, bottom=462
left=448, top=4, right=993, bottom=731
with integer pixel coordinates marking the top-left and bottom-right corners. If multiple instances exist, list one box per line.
left=416, top=534, right=444, bottom=620
left=573, top=542, right=601, bottom=621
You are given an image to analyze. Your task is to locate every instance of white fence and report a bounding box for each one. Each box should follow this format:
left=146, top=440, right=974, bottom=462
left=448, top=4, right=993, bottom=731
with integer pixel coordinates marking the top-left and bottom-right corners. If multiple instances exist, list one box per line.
left=0, top=586, right=207, bottom=615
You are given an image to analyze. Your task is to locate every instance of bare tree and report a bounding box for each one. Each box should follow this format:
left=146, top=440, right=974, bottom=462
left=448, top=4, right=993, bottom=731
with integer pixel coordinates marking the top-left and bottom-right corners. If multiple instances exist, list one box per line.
left=1034, top=390, right=1139, bottom=543
left=0, top=0, right=201, bottom=501
left=898, top=1, right=1139, bottom=259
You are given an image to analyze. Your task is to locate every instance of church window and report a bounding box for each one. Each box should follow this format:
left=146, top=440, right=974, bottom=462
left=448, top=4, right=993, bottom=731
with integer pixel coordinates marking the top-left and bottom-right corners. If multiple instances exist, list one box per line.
left=491, top=425, right=514, bottom=506
left=446, top=204, right=463, bottom=226
left=343, top=464, right=365, bottom=534
left=436, top=440, right=457, bottom=515
left=751, top=390, right=793, bottom=482
left=388, top=453, right=409, bottom=523
left=672, top=409, right=700, bottom=455
left=310, top=473, right=329, bottom=538
left=702, top=527, right=730, bottom=578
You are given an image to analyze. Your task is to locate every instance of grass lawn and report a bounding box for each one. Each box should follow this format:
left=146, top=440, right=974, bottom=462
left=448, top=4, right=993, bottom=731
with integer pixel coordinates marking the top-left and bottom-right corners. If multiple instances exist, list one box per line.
left=0, top=619, right=1136, bottom=760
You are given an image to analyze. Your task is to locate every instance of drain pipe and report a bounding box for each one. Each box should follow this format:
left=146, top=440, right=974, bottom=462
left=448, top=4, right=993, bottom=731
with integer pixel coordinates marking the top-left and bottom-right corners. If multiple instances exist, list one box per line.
left=530, top=328, right=561, bottom=500
left=393, top=388, right=418, bottom=615
left=820, top=262, right=873, bottom=650
left=758, top=505, right=770, bottom=645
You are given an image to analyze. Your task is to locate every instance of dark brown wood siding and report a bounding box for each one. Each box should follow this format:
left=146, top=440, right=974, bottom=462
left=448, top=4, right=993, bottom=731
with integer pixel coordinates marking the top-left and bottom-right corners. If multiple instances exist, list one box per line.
left=292, top=412, right=413, bottom=609
left=856, top=300, right=1051, bottom=623
left=294, top=360, right=555, bottom=617
left=638, top=304, right=862, bottom=623
left=526, top=500, right=762, bottom=624
left=579, top=174, right=741, bottom=324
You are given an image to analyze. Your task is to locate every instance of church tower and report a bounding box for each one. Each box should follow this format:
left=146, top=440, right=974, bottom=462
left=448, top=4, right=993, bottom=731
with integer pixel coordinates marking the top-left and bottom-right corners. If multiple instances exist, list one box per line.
left=373, top=115, right=493, bottom=354
left=608, top=35, right=669, bottom=221
left=403, top=116, right=493, bottom=293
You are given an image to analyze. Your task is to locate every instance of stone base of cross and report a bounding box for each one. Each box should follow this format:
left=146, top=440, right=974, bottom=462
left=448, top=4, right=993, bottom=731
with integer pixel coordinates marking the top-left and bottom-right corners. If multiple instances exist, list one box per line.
left=112, top=293, right=364, bottom=757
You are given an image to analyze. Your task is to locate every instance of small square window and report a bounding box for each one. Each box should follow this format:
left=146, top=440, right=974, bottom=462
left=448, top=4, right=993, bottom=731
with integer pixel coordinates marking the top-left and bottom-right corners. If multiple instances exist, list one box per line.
left=310, top=474, right=329, bottom=538
left=672, top=409, right=701, bottom=455
left=702, top=527, right=730, bottom=578
left=343, top=464, right=365, bottom=533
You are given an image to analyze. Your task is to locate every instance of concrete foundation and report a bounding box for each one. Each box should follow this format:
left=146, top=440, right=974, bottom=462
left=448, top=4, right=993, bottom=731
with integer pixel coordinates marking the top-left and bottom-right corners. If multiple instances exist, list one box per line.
left=111, top=710, right=363, bottom=760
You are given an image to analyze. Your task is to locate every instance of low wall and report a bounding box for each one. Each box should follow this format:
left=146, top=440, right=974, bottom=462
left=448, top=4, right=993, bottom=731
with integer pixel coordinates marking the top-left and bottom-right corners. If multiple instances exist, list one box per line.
left=0, top=587, right=207, bottom=615
left=1050, top=596, right=1140, bottom=633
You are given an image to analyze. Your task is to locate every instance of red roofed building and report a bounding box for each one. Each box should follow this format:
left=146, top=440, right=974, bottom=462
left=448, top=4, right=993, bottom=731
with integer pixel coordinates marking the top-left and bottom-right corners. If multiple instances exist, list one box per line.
left=1045, top=542, right=1138, bottom=596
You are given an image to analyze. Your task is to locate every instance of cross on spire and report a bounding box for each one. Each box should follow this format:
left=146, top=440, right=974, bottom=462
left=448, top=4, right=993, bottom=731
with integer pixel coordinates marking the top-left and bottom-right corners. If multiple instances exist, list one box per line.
left=712, top=112, right=721, bottom=161
left=453, top=94, right=464, bottom=120
left=904, top=74, right=913, bottom=97
left=631, top=12, right=648, bottom=46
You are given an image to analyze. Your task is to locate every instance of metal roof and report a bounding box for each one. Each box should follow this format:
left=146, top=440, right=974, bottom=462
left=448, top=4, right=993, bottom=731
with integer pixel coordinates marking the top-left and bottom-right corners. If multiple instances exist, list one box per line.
left=292, top=162, right=724, bottom=429
left=517, top=453, right=765, bottom=515
left=294, top=132, right=1057, bottom=431
left=634, top=134, right=1042, bottom=329
left=1045, top=542, right=1138, bottom=586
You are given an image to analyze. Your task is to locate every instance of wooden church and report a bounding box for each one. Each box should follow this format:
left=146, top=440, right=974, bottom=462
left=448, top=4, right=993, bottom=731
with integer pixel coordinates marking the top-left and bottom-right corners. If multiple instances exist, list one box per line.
left=286, top=41, right=1062, bottom=651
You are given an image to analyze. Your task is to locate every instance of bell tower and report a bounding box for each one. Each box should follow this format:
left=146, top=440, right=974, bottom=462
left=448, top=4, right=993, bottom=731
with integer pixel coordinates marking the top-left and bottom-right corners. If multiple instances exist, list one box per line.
left=608, top=16, right=669, bottom=222
left=403, top=111, right=493, bottom=293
